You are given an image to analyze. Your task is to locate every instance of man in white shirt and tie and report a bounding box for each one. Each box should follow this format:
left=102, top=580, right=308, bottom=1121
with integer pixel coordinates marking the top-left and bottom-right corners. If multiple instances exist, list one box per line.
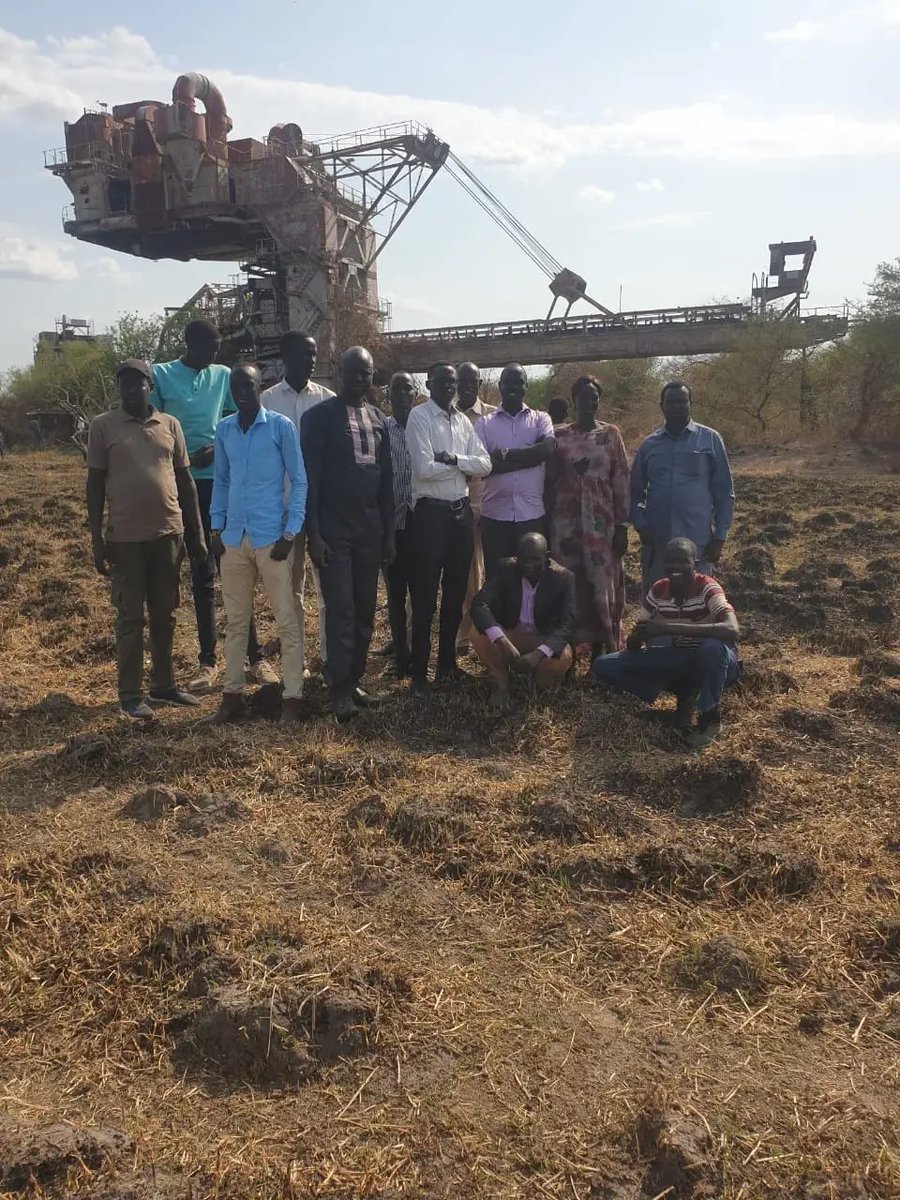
left=404, top=362, right=492, bottom=700
left=261, top=331, right=334, bottom=678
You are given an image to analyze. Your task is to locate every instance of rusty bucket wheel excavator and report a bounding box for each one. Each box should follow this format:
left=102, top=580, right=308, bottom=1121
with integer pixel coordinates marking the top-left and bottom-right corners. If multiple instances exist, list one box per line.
left=45, top=72, right=847, bottom=379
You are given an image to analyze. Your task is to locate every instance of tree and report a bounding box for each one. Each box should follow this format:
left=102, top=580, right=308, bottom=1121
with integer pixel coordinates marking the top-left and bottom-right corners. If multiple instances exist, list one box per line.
left=106, top=311, right=166, bottom=362
left=842, top=260, right=900, bottom=442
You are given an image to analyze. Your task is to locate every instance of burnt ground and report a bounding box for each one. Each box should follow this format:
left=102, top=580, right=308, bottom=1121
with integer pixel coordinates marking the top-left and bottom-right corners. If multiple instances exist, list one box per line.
left=0, top=452, right=898, bottom=1199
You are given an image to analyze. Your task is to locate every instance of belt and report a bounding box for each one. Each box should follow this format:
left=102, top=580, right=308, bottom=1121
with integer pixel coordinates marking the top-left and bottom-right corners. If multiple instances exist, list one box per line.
left=416, top=496, right=469, bottom=513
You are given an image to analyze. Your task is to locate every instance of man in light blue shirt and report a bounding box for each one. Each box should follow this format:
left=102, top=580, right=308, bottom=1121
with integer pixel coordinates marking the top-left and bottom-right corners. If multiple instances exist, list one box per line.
left=152, top=319, right=274, bottom=692
left=208, top=363, right=308, bottom=726
left=630, top=381, right=735, bottom=592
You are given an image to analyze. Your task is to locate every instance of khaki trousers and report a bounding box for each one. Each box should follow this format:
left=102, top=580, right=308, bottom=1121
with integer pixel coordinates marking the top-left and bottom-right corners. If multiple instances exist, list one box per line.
left=220, top=535, right=304, bottom=699
left=472, top=623, right=573, bottom=691
left=292, top=529, right=327, bottom=667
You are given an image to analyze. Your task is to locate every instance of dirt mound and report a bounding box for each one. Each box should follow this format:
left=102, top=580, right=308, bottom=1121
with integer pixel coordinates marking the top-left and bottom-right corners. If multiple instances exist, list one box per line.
left=174, top=982, right=317, bottom=1086
left=176, top=792, right=249, bottom=836
left=635, top=1109, right=717, bottom=1199
left=857, top=650, right=900, bottom=679
left=134, top=919, right=225, bottom=978
left=632, top=845, right=719, bottom=897
left=26, top=692, right=78, bottom=717
left=860, top=919, right=900, bottom=965
left=660, top=755, right=763, bottom=817
left=738, top=663, right=799, bottom=697
left=734, top=543, right=776, bottom=577
left=120, top=786, right=188, bottom=822
left=173, top=977, right=381, bottom=1087
left=0, top=1122, right=133, bottom=1191
left=830, top=683, right=900, bottom=725
left=257, top=838, right=292, bottom=863
left=780, top=706, right=840, bottom=741
left=730, top=848, right=820, bottom=898
left=345, top=793, right=389, bottom=828
left=528, top=797, right=587, bottom=843
left=388, top=798, right=470, bottom=850
left=555, top=843, right=821, bottom=901
left=676, top=934, right=765, bottom=993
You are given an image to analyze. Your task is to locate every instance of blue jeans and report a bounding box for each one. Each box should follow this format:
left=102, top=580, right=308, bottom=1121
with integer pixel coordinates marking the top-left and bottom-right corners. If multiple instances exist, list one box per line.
left=592, top=638, right=741, bottom=714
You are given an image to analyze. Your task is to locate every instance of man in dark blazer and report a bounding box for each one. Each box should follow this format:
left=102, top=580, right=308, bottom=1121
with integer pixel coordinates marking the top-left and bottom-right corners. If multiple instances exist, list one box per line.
left=470, top=532, right=575, bottom=710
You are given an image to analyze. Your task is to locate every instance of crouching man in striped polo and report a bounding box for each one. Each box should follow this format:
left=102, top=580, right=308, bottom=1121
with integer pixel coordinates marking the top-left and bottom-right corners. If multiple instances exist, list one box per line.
left=592, top=537, right=741, bottom=749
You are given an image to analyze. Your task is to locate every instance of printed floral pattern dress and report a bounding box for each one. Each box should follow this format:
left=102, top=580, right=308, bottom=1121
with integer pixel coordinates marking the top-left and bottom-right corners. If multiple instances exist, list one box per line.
left=546, top=423, right=630, bottom=650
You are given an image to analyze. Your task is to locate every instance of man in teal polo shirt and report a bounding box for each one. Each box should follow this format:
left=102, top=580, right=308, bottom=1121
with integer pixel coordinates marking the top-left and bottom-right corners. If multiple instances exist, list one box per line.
left=151, top=320, right=275, bottom=693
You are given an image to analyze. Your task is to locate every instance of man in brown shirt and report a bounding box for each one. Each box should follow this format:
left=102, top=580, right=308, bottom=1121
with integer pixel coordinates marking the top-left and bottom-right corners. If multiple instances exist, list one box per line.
left=86, top=359, right=207, bottom=719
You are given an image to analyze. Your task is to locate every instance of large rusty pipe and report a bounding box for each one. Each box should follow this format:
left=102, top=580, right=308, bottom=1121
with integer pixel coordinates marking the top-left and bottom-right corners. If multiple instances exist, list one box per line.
left=172, top=72, right=233, bottom=147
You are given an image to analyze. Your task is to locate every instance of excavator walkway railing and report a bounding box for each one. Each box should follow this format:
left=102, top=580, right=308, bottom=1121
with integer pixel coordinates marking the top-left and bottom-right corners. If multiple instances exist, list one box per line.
left=383, top=304, right=849, bottom=370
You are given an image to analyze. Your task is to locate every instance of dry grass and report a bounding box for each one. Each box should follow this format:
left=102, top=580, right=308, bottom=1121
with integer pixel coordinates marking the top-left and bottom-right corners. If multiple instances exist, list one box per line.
left=0, top=450, right=898, bottom=1200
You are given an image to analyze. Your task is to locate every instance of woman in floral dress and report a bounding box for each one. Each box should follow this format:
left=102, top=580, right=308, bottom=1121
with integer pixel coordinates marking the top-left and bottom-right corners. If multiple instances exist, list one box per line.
left=546, top=376, right=630, bottom=656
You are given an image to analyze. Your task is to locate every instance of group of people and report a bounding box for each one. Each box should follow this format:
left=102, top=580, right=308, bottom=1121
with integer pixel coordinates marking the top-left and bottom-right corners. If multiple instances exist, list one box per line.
left=85, top=319, right=741, bottom=746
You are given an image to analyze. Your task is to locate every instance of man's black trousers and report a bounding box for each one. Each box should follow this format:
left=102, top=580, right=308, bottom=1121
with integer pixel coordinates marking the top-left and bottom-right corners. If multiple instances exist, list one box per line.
left=384, top=526, right=413, bottom=669
left=480, top=514, right=547, bottom=580
left=409, top=499, right=474, bottom=681
left=318, top=536, right=382, bottom=699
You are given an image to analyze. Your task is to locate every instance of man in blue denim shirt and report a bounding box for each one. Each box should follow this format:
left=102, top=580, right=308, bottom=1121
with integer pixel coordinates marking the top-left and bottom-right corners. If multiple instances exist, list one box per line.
left=630, top=381, right=735, bottom=592
left=208, top=363, right=308, bottom=726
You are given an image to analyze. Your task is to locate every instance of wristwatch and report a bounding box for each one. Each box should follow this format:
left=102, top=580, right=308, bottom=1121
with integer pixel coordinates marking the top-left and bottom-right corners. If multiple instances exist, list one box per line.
left=500, top=447, right=510, bottom=461
left=210, top=529, right=222, bottom=537
left=282, top=531, right=296, bottom=543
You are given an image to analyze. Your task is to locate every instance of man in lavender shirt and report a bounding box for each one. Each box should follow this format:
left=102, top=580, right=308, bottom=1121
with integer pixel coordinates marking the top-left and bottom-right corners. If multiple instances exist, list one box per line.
left=475, top=363, right=556, bottom=579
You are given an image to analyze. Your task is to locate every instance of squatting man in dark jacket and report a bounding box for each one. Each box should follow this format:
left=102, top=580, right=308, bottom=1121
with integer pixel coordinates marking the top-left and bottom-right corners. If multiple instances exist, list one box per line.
left=469, top=531, right=575, bottom=711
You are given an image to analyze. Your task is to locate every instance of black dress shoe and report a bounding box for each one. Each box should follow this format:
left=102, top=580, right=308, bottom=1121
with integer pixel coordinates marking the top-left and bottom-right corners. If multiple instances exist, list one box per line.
left=331, top=694, right=359, bottom=723
left=435, top=665, right=466, bottom=685
left=352, top=687, right=381, bottom=709
left=410, top=677, right=431, bottom=702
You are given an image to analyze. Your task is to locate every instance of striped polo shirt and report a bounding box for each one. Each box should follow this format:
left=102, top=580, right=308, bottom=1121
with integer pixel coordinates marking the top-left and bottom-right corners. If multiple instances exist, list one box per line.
left=638, top=572, right=734, bottom=646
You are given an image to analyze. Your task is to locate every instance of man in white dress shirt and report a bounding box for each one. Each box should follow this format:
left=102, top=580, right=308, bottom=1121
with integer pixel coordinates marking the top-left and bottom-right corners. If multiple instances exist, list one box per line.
left=405, top=362, right=492, bottom=700
left=261, top=331, right=334, bottom=677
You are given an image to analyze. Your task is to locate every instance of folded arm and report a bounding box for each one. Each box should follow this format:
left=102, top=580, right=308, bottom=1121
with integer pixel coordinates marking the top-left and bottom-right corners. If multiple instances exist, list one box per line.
left=489, top=435, right=556, bottom=474
left=634, top=610, right=741, bottom=645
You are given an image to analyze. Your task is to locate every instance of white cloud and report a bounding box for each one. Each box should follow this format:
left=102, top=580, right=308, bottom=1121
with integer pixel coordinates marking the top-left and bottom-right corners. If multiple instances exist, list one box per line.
left=0, top=28, right=82, bottom=120
left=94, top=256, right=133, bottom=282
left=0, top=231, right=78, bottom=282
left=607, top=211, right=709, bottom=232
left=765, top=20, right=822, bottom=43
left=636, top=177, right=665, bottom=193
left=2, top=24, right=900, bottom=172
left=578, top=185, right=615, bottom=203
left=765, top=2, right=900, bottom=43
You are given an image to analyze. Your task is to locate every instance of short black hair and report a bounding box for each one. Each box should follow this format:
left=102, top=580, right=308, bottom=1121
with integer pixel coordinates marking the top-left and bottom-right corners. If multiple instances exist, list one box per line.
left=666, top=536, right=698, bottom=559
left=427, top=361, right=454, bottom=379
left=547, top=397, right=568, bottom=422
left=184, top=319, right=220, bottom=344
left=660, top=380, right=691, bottom=403
left=571, top=375, right=602, bottom=401
left=280, top=330, right=315, bottom=354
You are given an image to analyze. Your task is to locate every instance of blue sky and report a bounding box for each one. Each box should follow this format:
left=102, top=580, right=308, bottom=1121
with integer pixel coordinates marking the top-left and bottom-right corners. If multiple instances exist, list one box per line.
left=1, top=0, right=898, bottom=370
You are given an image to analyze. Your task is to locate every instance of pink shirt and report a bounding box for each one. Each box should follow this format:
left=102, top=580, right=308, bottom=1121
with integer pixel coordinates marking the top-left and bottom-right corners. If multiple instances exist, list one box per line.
left=475, top=405, right=555, bottom=522
left=485, top=578, right=553, bottom=658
